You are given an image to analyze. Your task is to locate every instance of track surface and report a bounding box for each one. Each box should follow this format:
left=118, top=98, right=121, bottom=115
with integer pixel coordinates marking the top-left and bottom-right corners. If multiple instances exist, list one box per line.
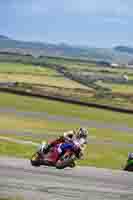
left=0, top=157, right=133, bottom=200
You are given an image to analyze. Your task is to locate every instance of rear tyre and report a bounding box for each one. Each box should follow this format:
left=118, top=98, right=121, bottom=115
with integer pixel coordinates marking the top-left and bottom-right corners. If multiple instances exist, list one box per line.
left=69, top=161, right=76, bottom=168
left=55, top=160, right=68, bottom=169
left=56, top=157, right=75, bottom=169
left=124, top=164, right=133, bottom=172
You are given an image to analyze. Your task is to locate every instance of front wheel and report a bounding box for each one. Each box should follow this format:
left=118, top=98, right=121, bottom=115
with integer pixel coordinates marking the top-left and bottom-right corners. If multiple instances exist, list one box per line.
left=30, top=153, right=41, bottom=167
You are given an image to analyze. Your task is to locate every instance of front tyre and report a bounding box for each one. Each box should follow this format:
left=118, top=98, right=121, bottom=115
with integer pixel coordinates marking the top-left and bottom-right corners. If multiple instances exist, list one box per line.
left=30, top=153, right=41, bottom=167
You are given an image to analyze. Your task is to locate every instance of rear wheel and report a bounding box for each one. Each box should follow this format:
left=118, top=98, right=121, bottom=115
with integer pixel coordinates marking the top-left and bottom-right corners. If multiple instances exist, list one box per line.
left=124, top=164, right=133, bottom=171
left=56, top=154, right=75, bottom=169
left=69, top=161, right=76, bottom=168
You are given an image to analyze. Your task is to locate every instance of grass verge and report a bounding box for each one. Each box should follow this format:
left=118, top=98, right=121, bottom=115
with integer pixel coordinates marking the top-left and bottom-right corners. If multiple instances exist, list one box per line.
left=0, top=114, right=78, bottom=132
left=0, top=112, right=133, bottom=144
left=0, top=140, right=36, bottom=158
left=0, top=92, right=133, bottom=127
left=78, top=143, right=131, bottom=169
left=90, top=128, right=133, bottom=144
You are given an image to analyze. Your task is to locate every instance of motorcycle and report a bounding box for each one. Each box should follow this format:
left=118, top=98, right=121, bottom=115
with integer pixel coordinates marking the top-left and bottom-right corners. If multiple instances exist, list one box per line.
left=30, top=141, right=80, bottom=169
left=123, top=153, right=133, bottom=172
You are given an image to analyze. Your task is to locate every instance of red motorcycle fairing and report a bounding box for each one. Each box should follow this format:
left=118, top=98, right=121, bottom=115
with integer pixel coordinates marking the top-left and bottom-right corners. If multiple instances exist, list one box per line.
left=43, top=146, right=59, bottom=163
left=31, top=143, right=77, bottom=168
left=30, top=146, right=59, bottom=167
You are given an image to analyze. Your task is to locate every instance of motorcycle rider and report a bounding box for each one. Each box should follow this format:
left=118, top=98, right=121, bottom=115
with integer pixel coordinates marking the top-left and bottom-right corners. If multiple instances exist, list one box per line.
left=123, top=152, right=133, bottom=171
left=42, top=128, right=88, bottom=159
left=74, top=127, right=88, bottom=157
left=41, top=129, right=76, bottom=154
left=57, top=127, right=88, bottom=159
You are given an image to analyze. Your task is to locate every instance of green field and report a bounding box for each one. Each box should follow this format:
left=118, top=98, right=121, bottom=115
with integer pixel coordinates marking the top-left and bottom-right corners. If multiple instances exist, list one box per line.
left=0, top=62, right=56, bottom=74
left=0, top=62, right=87, bottom=89
left=79, top=143, right=131, bottom=169
left=1, top=61, right=133, bottom=107
left=0, top=92, right=132, bottom=127
left=50, top=57, right=133, bottom=95
left=0, top=114, right=78, bottom=133
left=0, top=112, right=133, bottom=144
left=97, top=81, right=133, bottom=94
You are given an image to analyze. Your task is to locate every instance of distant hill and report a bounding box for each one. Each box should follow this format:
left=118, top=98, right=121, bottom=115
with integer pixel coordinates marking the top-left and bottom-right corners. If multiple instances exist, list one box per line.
left=114, top=46, right=133, bottom=54
left=0, top=35, right=133, bottom=64
left=0, top=35, right=10, bottom=40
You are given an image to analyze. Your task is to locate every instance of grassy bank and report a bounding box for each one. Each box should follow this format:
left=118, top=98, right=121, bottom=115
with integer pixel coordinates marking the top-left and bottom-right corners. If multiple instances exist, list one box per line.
left=0, top=62, right=87, bottom=89
left=0, top=140, right=36, bottom=158
left=0, top=92, right=133, bottom=127
left=79, top=143, right=131, bottom=169
left=97, top=81, right=133, bottom=94
left=0, top=112, right=133, bottom=144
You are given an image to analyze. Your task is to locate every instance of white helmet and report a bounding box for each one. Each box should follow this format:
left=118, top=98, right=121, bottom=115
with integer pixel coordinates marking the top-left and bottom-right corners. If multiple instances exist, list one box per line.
left=128, top=152, right=133, bottom=160
left=64, top=130, right=75, bottom=139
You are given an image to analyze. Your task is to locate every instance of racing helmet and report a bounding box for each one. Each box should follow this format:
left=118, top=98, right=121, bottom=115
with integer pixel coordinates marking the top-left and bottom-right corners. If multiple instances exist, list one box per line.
left=128, top=152, right=133, bottom=160
left=64, top=130, right=76, bottom=139
left=77, top=128, right=88, bottom=139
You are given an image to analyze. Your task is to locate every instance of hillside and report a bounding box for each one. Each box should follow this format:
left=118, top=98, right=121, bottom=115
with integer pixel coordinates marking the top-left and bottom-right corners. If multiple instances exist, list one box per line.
left=0, top=35, right=133, bottom=64
left=114, top=46, right=133, bottom=54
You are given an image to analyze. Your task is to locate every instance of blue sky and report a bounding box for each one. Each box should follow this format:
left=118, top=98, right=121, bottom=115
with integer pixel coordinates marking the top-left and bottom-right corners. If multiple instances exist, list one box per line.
left=1, top=0, right=133, bottom=47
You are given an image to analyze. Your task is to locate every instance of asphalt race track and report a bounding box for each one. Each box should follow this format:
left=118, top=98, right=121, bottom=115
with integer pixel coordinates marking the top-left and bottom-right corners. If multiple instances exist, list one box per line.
left=0, top=157, right=133, bottom=200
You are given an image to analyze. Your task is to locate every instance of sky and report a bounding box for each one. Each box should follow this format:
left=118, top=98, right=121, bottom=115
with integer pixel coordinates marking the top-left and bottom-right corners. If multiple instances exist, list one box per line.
left=1, top=0, right=133, bottom=47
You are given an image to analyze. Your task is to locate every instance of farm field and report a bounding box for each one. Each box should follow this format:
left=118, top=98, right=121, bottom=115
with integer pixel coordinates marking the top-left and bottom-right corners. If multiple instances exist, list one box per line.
left=96, top=81, right=133, bottom=94
left=46, top=57, right=133, bottom=94
left=0, top=57, right=133, bottom=95
left=0, top=62, right=87, bottom=89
